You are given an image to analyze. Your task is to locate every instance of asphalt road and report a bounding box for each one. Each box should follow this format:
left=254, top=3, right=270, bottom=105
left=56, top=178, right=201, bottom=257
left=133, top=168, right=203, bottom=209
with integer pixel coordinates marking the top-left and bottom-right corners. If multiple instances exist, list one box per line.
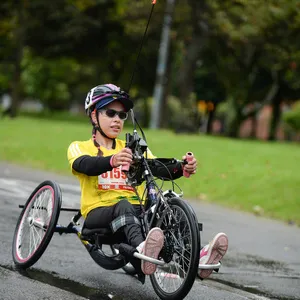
left=0, top=162, right=299, bottom=300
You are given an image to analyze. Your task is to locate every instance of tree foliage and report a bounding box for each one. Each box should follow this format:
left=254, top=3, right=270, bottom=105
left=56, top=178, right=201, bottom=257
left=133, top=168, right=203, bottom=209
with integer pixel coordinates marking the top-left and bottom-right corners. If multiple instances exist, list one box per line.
left=182, top=0, right=300, bottom=137
left=0, top=0, right=300, bottom=140
left=283, top=101, right=300, bottom=133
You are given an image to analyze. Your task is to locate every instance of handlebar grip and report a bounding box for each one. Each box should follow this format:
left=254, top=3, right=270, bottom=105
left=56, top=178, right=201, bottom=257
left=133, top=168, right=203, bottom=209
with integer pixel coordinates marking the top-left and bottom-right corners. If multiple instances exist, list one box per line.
left=121, top=133, right=131, bottom=171
left=183, top=152, right=194, bottom=178
left=121, top=162, right=130, bottom=171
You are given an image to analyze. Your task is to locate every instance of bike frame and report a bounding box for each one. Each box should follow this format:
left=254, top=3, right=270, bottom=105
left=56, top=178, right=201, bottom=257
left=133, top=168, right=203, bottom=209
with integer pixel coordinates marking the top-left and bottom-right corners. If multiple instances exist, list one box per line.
left=17, top=127, right=221, bottom=271
left=17, top=202, right=166, bottom=266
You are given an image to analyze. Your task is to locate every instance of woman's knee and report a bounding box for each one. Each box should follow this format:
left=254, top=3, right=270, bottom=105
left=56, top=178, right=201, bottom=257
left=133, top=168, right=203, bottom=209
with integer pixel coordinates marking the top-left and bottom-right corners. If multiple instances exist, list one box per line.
left=114, top=199, right=135, bottom=215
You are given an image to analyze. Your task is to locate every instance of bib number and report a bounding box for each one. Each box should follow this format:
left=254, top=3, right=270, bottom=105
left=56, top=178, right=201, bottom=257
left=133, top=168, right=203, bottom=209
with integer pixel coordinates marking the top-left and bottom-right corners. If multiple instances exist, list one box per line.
left=98, top=167, right=134, bottom=191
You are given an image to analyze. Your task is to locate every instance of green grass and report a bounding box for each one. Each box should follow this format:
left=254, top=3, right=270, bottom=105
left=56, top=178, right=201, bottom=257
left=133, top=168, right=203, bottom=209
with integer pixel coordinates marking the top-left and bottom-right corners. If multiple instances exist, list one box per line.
left=1, top=116, right=299, bottom=225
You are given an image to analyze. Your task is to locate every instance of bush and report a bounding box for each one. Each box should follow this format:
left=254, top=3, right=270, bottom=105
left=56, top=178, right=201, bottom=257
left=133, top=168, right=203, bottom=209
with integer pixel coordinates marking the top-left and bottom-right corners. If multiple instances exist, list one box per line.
left=20, top=110, right=87, bottom=123
left=167, top=95, right=200, bottom=133
left=282, top=101, right=300, bottom=132
left=132, top=95, right=201, bottom=132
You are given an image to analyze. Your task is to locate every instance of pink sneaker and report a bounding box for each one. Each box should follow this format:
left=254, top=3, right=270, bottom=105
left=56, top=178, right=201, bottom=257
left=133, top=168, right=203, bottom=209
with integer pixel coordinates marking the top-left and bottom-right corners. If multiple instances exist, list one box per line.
left=198, top=232, right=228, bottom=279
left=141, top=227, right=164, bottom=275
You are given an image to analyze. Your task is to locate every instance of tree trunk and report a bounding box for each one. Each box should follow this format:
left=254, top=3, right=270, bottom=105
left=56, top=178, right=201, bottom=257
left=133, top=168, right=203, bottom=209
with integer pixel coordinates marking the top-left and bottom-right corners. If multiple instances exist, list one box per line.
left=225, top=96, right=244, bottom=138
left=268, top=91, right=281, bottom=141
left=11, top=54, right=23, bottom=118
left=150, top=0, right=175, bottom=129
left=250, top=116, right=257, bottom=139
left=206, top=105, right=216, bottom=134
left=177, top=34, right=204, bottom=102
left=177, top=0, right=208, bottom=103
left=226, top=113, right=244, bottom=138
left=10, top=1, right=26, bottom=118
left=160, top=48, right=172, bottom=128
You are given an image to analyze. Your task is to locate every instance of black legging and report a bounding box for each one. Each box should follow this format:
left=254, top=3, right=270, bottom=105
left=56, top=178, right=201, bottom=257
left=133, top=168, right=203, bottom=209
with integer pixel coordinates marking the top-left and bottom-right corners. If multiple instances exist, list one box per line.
left=84, top=200, right=144, bottom=248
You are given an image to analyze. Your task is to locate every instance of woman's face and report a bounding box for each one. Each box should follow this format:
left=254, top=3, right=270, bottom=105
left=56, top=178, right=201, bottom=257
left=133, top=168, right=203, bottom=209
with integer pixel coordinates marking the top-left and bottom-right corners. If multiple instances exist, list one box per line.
left=96, top=101, right=126, bottom=139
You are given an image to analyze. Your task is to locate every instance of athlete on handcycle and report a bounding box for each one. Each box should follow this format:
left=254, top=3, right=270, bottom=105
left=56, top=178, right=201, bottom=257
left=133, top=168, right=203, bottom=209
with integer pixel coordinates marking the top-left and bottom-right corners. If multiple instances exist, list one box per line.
left=67, top=84, right=228, bottom=281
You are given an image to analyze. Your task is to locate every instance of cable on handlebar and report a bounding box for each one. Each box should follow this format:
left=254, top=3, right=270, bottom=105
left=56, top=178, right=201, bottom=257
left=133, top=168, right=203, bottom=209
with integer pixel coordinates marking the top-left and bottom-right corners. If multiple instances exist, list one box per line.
left=149, top=159, right=175, bottom=191
left=125, top=1, right=158, bottom=150
left=127, top=2, right=156, bottom=93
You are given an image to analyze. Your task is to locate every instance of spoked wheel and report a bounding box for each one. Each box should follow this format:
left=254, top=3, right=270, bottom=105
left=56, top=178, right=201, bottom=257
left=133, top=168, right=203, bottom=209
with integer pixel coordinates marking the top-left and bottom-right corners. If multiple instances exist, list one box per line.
left=12, top=180, right=62, bottom=269
left=110, top=245, right=137, bottom=276
left=150, top=197, right=200, bottom=300
left=122, top=262, right=137, bottom=275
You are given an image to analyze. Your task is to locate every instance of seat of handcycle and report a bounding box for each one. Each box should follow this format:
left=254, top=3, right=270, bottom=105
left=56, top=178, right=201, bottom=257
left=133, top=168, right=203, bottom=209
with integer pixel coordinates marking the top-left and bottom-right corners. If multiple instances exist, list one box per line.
left=81, top=225, right=126, bottom=245
left=81, top=227, right=111, bottom=237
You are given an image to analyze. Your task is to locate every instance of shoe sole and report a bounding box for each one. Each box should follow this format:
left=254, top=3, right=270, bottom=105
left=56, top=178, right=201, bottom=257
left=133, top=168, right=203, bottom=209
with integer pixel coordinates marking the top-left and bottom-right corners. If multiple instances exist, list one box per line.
left=141, top=227, right=164, bottom=275
left=198, top=232, right=228, bottom=279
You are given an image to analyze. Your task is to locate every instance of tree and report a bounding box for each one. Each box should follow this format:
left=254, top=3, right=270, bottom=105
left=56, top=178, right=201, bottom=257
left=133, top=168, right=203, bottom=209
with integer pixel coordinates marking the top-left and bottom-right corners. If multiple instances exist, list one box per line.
left=195, top=0, right=300, bottom=138
left=0, top=0, right=28, bottom=117
left=0, top=0, right=124, bottom=115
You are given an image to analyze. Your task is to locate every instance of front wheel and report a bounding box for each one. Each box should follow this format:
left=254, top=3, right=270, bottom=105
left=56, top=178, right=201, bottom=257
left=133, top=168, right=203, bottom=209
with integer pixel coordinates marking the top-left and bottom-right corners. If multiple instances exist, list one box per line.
left=150, top=197, right=200, bottom=300
left=12, top=180, right=62, bottom=269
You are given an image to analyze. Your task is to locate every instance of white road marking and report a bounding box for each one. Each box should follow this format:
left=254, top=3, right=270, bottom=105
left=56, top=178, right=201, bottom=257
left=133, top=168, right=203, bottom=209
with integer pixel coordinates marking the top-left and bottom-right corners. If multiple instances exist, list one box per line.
left=0, top=177, right=80, bottom=208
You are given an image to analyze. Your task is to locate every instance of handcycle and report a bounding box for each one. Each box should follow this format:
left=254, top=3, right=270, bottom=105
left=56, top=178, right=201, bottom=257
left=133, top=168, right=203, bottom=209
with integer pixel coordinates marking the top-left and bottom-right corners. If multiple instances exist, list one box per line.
left=12, top=126, right=220, bottom=300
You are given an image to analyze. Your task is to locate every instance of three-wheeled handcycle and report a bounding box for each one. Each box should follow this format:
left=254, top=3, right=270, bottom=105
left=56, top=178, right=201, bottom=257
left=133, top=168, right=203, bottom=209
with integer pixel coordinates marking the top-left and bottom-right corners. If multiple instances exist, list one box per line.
left=12, top=128, right=220, bottom=300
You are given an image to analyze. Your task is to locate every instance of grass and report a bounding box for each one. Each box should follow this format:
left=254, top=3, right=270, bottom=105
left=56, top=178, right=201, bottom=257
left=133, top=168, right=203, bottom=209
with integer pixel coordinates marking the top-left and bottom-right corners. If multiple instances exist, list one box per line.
left=0, top=116, right=299, bottom=225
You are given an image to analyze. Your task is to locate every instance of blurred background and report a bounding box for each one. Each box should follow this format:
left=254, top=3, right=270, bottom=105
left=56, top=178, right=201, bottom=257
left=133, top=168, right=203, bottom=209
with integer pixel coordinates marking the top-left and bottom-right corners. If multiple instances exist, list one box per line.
left=0, top=4, right=299, bottom=299
left=1, top=0, right=300, bottom=140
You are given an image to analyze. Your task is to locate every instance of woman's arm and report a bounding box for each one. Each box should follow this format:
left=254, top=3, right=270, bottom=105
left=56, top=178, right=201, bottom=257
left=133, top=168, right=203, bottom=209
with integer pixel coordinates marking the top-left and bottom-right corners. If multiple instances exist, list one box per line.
left=147, top=158, right=183, bottom=180
left=72, top=155, right=113, bottom=176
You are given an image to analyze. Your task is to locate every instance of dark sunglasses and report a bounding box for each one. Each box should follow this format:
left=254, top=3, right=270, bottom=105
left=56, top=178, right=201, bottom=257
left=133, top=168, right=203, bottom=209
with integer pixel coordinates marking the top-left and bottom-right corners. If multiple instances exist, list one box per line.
left=100, top=109, right=128, bottom=120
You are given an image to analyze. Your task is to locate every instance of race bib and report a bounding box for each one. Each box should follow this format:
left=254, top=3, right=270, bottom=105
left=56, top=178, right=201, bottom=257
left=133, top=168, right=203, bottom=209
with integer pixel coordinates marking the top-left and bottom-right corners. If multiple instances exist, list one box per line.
left=98, top=167, right=134, bottom=191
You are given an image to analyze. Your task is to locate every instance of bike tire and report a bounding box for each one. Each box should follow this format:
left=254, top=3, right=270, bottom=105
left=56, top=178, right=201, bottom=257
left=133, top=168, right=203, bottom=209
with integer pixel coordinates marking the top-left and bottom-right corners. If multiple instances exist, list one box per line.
left=122, top=262, right=137, bottom=275
left=111, top=246, right=137, bottom=275
left=12, top=180, right=62, bottom=269
left=150, top=197, right=200, bottom=300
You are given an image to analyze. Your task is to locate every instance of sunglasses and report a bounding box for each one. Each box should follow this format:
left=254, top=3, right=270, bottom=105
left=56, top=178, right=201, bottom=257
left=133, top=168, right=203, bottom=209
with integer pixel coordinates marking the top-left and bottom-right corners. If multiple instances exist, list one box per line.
left=100, top=109, right=128, bottom=120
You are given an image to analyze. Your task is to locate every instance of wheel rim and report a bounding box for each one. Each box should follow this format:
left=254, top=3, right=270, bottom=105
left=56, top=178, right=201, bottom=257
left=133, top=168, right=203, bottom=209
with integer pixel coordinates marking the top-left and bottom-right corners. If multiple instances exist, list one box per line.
left=153, top=205, right=193, bottom=294
left=15, top=186, right=54, bottom=263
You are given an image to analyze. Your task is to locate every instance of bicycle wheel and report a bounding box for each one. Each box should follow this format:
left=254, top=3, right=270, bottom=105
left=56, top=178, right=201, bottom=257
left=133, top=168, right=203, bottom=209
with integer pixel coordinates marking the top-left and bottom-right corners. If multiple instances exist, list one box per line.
left=122, top=262, right=137, bottom=275
left=12, top=180, right=62, bottom=269
left=111, top=245, right=137, bottom=275
left=150, top=197, right=200, bottom=300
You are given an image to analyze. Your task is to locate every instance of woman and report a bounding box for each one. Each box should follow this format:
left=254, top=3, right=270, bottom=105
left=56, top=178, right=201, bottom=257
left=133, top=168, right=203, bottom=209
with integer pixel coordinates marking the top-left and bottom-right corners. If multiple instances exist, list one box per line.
left=67, top=84, right=228, bottom=279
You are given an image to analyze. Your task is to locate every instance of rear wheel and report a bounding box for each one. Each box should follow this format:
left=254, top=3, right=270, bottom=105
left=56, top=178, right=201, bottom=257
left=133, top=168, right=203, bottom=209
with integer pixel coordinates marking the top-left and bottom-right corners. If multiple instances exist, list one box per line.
left=122, top=262, right=137, bottom=275
left=111, top=245, right=137, bottom=275
left=12, top=180, right=61, bottom=269
left=150, top=197, right=200, bottom=300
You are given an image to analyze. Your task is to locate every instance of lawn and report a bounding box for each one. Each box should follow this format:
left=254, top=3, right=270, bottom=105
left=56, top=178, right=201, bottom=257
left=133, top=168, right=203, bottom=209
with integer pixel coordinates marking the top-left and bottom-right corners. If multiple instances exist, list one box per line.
left=1, top=116, right=299, bottom=225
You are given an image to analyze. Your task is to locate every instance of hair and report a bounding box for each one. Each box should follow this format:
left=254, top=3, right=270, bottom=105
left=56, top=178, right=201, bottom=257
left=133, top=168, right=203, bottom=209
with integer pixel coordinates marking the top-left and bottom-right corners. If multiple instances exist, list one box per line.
left=92, top=127, right=104, bottom=157
left=90, top=107, right=103, bottom=156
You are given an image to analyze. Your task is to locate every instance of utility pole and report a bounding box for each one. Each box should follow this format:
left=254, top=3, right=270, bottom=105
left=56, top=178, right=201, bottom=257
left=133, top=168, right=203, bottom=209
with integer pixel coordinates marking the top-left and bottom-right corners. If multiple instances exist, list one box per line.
left=150, top=0, right=175, bottom=129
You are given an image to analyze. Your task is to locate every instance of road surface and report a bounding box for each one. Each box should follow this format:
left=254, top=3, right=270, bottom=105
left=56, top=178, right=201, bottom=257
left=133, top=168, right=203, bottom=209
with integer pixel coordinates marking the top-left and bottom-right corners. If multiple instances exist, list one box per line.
left=0, top=162, right=299, bottom=300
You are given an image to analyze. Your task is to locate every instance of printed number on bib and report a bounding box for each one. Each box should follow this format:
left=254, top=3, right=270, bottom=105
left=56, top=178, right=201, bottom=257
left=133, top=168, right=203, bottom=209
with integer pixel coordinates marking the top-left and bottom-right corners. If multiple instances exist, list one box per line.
left=98, top=167, right=134, bottom=191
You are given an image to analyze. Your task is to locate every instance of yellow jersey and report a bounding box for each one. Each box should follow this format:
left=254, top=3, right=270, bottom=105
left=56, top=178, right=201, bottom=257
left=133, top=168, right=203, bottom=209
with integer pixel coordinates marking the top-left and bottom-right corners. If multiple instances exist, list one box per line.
left=67, top=138, right=154, bottom=218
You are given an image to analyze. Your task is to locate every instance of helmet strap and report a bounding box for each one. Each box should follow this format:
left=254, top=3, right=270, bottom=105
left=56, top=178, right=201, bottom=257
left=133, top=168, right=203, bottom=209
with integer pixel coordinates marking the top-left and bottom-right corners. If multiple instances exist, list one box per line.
left=91, top=109, right=116, bottom=155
